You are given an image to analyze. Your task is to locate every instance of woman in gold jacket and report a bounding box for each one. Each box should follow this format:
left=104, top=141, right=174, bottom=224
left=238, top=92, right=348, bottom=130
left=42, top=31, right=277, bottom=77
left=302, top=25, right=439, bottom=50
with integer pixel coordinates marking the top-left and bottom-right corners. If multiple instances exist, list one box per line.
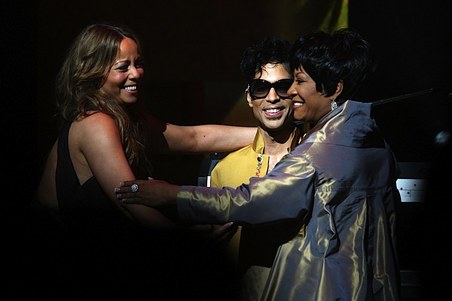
left=116, top=28, right=401, bottom=301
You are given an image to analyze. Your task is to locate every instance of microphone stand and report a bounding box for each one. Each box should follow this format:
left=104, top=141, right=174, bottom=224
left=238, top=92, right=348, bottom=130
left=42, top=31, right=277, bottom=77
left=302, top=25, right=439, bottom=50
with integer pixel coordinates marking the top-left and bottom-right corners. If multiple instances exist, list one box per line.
left=371, top=88, right=436, bottom=107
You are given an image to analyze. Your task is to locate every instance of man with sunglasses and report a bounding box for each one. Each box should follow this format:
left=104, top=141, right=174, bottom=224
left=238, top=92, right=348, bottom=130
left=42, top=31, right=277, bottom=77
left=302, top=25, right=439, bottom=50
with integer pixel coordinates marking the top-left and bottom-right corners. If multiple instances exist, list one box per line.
left=209, top=37, right=306, bottom=301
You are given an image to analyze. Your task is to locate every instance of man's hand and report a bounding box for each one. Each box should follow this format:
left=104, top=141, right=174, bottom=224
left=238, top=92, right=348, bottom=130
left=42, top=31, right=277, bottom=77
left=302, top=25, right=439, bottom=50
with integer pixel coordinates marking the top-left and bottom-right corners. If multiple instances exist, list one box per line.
left=189, top=222, right=238, bottom=246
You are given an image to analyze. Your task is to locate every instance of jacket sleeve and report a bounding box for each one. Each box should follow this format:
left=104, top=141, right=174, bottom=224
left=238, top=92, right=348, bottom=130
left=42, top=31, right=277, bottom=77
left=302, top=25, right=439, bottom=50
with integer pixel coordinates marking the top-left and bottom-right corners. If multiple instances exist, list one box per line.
left=177, top=148, right=316, bottom=225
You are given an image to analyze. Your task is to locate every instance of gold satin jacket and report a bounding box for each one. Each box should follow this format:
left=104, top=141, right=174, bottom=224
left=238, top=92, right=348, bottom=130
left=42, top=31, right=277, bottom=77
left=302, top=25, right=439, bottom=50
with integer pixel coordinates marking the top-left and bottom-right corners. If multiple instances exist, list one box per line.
left=178, top=100, right=400, bottom=301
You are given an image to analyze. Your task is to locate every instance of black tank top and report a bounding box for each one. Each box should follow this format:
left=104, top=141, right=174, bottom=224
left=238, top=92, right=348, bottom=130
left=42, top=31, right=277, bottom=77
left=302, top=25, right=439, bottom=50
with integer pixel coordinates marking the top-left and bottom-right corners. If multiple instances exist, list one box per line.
left=52, top=122, right=240, bottom=300
left=55, top=122, right=137, bottom=236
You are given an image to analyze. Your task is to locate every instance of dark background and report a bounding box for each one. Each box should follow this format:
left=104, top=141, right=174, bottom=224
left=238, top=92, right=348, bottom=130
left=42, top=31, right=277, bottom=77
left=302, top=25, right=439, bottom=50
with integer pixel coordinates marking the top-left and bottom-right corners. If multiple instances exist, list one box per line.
left=7, top=0, right=451, bottom=195
left=4, top=0, right=452, bottom=300
left=6, top=0, right=452, bottom=195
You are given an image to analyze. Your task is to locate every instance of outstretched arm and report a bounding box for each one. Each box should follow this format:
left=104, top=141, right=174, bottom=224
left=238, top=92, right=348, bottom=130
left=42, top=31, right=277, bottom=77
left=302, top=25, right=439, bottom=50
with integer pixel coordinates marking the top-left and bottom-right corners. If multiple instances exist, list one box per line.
left=142, top=112, right=256, bottom=153
left=164, top=123, right=256, bottom=153
left=115, top=153, right=315, bottom=226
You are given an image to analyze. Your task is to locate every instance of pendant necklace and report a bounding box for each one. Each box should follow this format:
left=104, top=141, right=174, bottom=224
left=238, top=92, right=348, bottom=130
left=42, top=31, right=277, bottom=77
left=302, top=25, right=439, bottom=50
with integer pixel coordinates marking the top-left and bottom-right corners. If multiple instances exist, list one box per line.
left=255, top=154, right=263, bottom=177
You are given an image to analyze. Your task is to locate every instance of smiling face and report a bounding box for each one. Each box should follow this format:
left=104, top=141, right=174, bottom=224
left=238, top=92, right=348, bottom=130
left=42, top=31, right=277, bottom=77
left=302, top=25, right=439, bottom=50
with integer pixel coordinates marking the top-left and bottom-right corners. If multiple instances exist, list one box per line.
left=289, top=67, right=341, bottom=123
left=101, top=37, right=144, bottom=105
left=247, top=63, right=294, bottom=132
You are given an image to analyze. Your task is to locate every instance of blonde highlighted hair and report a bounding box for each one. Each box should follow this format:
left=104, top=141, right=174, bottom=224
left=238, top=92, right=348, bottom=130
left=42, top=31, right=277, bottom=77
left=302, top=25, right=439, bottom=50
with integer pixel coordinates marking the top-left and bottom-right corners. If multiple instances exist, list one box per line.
left=55, top=23, right=152, bottom=176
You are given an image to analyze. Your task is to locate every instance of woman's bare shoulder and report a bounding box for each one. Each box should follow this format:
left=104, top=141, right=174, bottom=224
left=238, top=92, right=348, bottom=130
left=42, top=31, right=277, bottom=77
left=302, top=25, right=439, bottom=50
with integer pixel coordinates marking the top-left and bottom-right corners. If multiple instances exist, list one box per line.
left=72, top=112, right=119, bottom=140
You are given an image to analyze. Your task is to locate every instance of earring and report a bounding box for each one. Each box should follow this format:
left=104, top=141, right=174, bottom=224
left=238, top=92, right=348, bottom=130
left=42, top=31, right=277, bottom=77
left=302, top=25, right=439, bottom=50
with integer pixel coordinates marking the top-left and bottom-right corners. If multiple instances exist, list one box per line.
left=331, top=99, right=337, bottom=111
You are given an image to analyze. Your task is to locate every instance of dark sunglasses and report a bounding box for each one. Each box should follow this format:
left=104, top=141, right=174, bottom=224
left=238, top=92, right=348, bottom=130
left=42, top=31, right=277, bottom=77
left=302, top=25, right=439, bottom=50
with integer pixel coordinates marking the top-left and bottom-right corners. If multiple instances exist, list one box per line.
left=247, top=78, right=293, bottom=100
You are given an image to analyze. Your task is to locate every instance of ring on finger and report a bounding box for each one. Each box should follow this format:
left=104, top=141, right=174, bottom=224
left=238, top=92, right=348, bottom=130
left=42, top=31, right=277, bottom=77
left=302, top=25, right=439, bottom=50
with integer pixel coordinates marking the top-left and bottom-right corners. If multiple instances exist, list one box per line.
left=131, top=183, right=139, bottom=193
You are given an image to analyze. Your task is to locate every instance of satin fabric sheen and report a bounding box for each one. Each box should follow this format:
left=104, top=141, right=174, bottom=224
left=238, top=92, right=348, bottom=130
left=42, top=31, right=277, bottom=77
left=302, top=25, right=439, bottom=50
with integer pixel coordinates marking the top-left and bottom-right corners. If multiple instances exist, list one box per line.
left=178, top=100, right=400, bottom=301
left=210, top=129, right=270, bottom=301
left=211, top=129, right=297, bottom=301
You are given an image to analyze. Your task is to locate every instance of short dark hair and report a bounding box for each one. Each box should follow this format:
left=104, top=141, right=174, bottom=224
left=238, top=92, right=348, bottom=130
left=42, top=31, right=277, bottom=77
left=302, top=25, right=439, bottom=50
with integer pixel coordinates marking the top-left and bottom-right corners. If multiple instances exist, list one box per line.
left=290, top=28, right=375, bottom=102
left=240, top=37, right=291, bottom=82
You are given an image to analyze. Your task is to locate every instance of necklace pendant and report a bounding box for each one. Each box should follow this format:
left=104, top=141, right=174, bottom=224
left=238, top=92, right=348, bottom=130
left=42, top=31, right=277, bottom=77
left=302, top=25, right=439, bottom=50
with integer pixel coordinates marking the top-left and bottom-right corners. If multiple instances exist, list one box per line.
left=256, top=154, right=263, bottom=177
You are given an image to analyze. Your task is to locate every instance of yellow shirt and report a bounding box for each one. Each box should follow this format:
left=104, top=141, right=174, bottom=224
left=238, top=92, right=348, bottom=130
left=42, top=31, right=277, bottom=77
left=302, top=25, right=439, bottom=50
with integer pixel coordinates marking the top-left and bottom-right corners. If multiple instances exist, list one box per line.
left=209, top=127, right=305, bottom=301
left=210, top=130, right=268, bottom=267
left=211, top=130, right=268, bottom=188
